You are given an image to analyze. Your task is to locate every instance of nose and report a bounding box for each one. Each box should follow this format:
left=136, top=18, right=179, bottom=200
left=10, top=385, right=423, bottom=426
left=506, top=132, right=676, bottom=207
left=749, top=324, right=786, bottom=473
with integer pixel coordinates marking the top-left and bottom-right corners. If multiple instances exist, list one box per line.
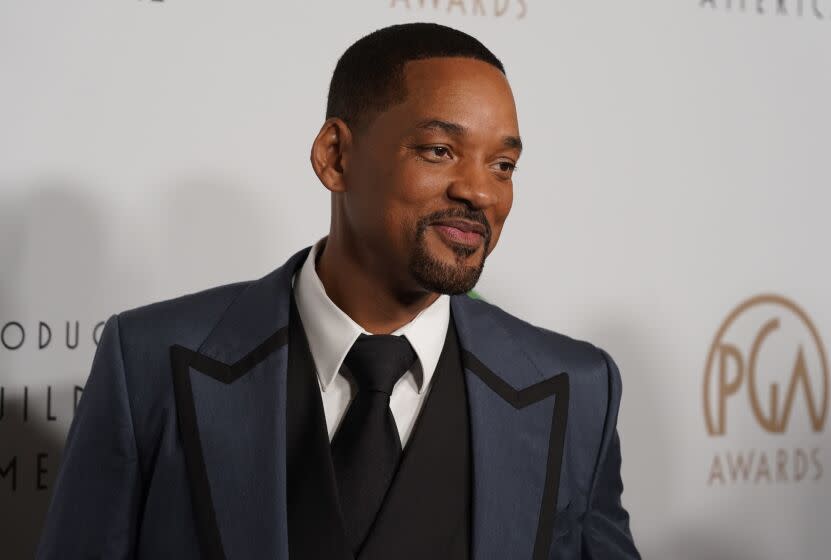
left=445, top=158, right=502, bottom=210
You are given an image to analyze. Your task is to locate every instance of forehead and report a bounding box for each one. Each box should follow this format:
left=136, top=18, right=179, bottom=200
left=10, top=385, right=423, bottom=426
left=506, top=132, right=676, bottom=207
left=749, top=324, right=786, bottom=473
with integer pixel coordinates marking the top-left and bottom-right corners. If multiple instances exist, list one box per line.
left=372, top=57, right=519, bottom=137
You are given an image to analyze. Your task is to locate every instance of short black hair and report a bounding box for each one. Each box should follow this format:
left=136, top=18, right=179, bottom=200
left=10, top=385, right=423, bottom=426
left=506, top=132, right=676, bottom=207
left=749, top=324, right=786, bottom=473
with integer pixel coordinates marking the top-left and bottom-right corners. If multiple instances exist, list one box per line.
left=326, top=22, right=505, bottom=131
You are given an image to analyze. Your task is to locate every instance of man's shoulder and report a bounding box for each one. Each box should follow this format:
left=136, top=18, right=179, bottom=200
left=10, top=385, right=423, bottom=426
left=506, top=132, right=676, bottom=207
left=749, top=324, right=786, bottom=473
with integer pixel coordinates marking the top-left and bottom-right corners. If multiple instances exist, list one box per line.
left=456, top=294, right=616, bottom=387
left=115, top=278, right=254, bottom=353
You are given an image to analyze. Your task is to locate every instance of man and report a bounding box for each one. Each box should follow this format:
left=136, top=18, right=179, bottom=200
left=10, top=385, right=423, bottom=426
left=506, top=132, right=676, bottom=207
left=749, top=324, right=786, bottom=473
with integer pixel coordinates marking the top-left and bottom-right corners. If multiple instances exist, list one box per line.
left=37, top=23, right=640, bottom=560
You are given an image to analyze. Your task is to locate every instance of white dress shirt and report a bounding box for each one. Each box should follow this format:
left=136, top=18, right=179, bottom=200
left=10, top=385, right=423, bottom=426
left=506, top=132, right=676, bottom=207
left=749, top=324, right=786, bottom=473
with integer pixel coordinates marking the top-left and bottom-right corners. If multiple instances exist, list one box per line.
left=292, top=238, right=451, bottom=448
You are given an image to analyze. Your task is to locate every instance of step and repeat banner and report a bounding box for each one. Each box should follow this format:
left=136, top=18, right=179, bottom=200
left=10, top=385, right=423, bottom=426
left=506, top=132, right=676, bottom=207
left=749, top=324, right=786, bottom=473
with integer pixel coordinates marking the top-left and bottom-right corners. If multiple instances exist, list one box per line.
left=1, top=1, right=829, bottom=558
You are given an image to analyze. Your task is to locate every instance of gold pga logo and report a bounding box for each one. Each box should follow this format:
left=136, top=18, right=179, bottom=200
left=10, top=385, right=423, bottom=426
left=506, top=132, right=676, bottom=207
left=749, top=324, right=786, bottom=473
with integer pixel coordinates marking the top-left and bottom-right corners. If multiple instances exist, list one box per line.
left=704, top=294, right=828, bottom=435
left=703, top=294, right=828, bottom=485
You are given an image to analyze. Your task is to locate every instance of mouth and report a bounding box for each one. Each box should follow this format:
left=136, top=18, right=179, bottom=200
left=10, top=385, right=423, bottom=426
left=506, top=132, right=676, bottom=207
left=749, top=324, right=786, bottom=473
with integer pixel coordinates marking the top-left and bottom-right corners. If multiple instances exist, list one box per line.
left=430, top=219, right=487, bottom=249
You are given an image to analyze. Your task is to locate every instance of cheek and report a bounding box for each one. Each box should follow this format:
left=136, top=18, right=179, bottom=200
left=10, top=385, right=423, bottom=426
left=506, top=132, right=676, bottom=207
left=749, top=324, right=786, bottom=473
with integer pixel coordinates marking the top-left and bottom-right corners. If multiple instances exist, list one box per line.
left=383, top=163, right=447, bottom=231
left=487, top=188, right=514, bottom=250
left=488, top=225, right=504, bottom=255
left=396, top=160, right=448, bottom=204
left=371, top=181, right=418, bottom=246
left=381, top=203, right=422, bottom=250
left=500, top=188, right=514, bottom=221
left=348, top=162, right=406, bottom=228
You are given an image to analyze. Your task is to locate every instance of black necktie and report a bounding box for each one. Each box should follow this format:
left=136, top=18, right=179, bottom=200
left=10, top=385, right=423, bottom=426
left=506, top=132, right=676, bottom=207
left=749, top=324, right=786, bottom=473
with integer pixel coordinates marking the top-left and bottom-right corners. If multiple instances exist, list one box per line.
left=330, top=333, right=417, bottom=552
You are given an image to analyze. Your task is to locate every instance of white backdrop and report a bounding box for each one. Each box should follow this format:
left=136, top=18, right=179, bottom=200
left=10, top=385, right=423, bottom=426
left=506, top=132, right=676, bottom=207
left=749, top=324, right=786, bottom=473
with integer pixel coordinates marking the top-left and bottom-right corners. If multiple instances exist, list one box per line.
left=2, top=1, right=829, bottom=558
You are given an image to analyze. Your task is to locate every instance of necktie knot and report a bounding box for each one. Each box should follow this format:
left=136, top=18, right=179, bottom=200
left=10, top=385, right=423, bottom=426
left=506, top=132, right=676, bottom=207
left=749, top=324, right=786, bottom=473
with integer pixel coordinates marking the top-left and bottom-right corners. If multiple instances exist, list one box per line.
left=343, top=334, right=416, bottom=395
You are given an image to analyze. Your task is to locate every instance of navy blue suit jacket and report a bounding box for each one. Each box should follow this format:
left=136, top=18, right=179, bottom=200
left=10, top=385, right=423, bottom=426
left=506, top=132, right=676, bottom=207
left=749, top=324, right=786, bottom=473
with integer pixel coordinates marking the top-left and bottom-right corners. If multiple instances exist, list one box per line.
left=37, top=246, right=640, bottom=559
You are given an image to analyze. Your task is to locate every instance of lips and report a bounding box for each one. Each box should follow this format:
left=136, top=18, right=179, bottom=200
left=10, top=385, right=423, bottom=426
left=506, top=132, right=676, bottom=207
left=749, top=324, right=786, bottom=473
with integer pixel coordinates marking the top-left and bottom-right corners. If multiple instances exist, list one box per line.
left=431, top=219, right=487, bottom=236
left=431, top=219, right=487, bottom=248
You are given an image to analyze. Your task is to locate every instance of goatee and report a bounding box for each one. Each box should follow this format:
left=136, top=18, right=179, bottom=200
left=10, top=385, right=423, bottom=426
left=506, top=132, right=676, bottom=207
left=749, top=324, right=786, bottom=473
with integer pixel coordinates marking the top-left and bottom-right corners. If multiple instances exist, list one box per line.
left=409, top=209, right=492, bottom=295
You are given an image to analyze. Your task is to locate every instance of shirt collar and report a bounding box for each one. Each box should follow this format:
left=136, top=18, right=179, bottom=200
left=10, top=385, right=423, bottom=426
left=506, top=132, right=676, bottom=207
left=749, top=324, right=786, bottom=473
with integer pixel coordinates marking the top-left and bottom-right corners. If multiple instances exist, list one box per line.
left=292, top=238, right=450, bottom=394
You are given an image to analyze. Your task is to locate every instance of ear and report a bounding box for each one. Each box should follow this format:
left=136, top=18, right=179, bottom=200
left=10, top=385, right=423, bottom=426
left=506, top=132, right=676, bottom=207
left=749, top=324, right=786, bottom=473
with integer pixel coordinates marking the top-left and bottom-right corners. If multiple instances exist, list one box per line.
left=310, top=117, right=352, bottom=193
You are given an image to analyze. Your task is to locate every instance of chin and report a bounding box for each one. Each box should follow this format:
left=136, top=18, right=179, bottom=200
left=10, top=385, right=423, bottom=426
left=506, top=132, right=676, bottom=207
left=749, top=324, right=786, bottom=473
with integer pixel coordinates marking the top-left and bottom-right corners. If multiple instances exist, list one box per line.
left=409, top=244, right=485, bottom=296
left=429, top=234, right=482, bottom=262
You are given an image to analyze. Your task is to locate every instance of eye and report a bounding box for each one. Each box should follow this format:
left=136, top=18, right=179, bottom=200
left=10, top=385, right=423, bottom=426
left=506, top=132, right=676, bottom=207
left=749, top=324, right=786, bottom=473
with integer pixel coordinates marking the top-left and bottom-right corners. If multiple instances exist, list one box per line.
left=493, top=160, right=518, bottom=176
left=417, top=145, right=453, bottom=162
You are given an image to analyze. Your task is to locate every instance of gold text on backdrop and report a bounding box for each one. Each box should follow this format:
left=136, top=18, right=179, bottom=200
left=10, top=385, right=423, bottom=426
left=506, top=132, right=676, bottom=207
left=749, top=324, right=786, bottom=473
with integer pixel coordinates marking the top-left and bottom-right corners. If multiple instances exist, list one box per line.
left=703, top=294, right=828, bottom=485
left=390, top=0, right=528, bottom=19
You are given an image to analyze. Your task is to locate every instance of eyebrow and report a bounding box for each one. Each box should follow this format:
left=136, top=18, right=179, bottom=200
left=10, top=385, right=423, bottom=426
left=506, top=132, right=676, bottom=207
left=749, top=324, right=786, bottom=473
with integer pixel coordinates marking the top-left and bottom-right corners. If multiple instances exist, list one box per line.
left=502, top=135, right=523, bottom=152
left=415, top=119, right=523, bottom=154
left=416, top=119, right=465, bottom=136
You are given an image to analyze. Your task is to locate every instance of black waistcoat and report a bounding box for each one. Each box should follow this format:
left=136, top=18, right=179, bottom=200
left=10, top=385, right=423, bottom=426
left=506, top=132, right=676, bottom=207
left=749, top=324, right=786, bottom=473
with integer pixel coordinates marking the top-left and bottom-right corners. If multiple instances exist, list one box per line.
left=285, top=294, right=471, bottom=560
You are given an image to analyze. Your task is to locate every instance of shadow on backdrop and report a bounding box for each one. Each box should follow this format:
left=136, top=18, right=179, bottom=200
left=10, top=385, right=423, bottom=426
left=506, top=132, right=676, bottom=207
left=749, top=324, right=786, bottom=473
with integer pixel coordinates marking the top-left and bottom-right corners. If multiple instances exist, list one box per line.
left=0, top=185, right=109, bottom=559
left=160, top=177, right=291, bottom=291
left=2, top=178, right=282, bottom=558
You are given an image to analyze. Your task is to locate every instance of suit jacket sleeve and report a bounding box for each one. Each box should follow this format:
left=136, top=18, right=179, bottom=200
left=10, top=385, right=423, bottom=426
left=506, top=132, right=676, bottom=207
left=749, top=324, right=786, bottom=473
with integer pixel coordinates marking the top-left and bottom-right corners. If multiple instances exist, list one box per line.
left=36, top=314, right=143, bottom=559
left=581, top=349, right=641, bottom=559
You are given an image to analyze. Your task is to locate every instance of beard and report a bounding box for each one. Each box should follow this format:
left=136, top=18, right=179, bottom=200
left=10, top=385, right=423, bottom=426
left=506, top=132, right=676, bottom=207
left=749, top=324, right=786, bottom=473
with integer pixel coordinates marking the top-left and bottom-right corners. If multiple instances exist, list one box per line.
left=408, top=208, right=492, bottom=295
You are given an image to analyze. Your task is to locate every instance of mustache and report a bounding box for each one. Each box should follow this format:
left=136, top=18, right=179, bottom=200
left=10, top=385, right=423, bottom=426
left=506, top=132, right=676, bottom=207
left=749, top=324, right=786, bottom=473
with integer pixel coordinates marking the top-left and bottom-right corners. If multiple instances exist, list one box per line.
left=416, top=207, right=492, bottom=240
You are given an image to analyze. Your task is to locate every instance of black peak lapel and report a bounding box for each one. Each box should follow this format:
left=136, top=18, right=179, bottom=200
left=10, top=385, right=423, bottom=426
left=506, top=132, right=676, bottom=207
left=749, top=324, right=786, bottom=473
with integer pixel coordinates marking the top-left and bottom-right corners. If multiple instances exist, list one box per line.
left=171, top=247, right=311, bottom=560
left=450, top=294, right=570, bottom=560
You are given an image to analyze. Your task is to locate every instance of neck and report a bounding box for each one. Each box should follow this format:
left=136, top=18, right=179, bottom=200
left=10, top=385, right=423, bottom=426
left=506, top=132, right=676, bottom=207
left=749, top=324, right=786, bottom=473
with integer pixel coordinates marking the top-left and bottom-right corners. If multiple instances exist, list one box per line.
left=315, top=234, right=440, bottom=335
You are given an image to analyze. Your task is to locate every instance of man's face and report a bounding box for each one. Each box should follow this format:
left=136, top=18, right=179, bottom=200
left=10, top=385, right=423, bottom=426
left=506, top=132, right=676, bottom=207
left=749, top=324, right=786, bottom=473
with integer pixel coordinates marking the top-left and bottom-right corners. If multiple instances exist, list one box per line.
left=343, top=56, right=520, bottom=295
